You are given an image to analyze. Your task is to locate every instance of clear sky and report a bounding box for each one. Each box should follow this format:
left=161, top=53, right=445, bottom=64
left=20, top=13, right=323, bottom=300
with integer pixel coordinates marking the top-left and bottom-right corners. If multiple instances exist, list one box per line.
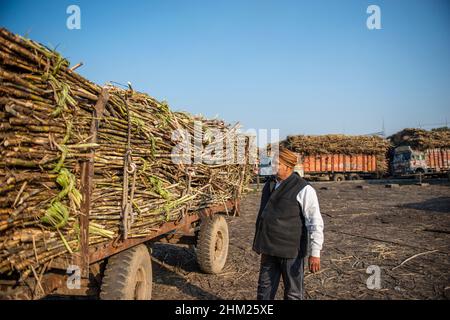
left=1, top=0, right=449, bottom=141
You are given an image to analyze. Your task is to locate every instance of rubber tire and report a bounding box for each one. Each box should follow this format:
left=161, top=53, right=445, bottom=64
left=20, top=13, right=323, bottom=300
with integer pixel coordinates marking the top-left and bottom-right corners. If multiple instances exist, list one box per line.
left=333, top=174, right=345, bottom=182
left=415, top=168, right=425, bottom=181
left=196, top=215, right=229, bottom=274
left=349, top=173, right=360, bottom=181
left=415, top=168, right=425, bottom=174
left=100, top=244, right=152, bottom=300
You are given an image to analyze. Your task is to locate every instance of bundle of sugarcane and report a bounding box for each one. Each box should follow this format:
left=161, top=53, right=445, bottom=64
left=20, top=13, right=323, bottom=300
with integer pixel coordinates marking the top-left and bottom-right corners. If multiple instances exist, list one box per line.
left=0, top=27, right=253, bottom=277
left=281, top=134, right=390, bottom=155
left=388, top=127, right=450, bottom=150
left=280, top=134, right=391, bottom=173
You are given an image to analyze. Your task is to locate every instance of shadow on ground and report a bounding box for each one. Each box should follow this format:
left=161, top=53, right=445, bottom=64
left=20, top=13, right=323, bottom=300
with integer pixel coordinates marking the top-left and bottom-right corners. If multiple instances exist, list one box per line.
left=399, top=197, right=450, bottom=214
left=151, top=243, right=222, bottom=300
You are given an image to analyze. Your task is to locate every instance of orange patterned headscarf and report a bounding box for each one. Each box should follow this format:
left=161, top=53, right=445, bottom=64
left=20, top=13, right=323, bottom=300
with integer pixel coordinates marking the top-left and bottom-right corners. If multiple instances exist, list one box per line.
left=277, top=147, right=298, bottom=168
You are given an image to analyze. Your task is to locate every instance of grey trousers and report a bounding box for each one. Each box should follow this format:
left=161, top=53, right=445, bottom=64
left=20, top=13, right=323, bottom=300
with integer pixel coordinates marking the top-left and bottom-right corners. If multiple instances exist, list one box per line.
left=256, top=253, right=305, bottom=300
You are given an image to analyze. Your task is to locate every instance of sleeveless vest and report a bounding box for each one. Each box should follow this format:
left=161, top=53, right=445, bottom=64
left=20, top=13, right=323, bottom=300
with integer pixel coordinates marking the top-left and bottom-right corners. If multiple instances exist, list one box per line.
left=253, top=173, right=309, bottom=258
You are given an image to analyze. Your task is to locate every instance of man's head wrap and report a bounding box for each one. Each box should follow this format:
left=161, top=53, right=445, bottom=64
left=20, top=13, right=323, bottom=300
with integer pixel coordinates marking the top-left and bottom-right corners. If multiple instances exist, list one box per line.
left=277, top=147, right=298, bottom=168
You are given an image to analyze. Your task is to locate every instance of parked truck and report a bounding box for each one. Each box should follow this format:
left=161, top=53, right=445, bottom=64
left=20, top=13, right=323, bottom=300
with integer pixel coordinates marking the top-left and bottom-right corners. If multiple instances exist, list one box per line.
left=256, top=153, right=381, bottom=181
left=296, top=153, right=382, bottom=181
left=391, top=146, right=450, bottom=177
left=281, top=134, right=389, bottom=182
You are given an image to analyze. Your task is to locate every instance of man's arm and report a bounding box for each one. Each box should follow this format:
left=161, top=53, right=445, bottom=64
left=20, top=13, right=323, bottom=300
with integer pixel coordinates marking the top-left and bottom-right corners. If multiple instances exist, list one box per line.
left=297, top=185, right=324, bottom=272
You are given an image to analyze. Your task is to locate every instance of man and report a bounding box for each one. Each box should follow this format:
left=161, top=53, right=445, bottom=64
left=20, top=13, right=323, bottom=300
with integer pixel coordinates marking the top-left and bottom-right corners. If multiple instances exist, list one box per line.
left=253, top=147, right=324, bottom=300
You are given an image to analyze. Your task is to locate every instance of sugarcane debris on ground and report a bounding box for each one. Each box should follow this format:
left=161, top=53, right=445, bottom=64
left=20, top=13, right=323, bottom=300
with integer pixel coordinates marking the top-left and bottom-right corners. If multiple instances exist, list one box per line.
left=150, top=181, right=450, bottom=300
left=0, top=28, right=253, bottom=281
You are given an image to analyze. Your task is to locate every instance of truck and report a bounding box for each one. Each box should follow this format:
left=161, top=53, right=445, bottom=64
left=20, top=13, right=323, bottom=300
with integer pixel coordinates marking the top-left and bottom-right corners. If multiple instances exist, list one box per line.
left=256, top=153, right=381, bottom=182
left=280, top=134, right=389, bottom=182
left=391, top=145, right=450, bottom=177
left=296, top=153, right=382, bottom=181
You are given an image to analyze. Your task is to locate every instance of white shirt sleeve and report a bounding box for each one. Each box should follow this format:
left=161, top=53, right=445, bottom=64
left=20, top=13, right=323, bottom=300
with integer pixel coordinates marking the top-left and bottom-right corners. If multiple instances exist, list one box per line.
left=297, top=185, right=324, bottom=258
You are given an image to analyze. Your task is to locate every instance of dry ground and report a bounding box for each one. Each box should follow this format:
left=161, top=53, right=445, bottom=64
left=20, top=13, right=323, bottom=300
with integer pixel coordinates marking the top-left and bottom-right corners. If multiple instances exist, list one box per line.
left=151, top=179, right=450, bottom=300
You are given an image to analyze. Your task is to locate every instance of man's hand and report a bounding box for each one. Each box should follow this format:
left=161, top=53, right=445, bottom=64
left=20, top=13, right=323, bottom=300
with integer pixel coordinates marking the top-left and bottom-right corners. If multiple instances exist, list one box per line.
left=308, top=256, right=321, bottom=273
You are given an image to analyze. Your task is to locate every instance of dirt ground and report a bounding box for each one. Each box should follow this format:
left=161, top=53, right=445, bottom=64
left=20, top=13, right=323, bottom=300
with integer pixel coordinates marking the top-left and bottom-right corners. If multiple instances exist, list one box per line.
left=151, top=179, right=450, bottom=300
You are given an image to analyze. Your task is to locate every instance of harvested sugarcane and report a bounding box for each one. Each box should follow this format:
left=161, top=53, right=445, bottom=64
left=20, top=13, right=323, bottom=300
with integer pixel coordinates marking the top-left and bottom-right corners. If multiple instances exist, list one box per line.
left=0, top=27, right=253, bottom=277
left=388, top=127, right=450, bottom=150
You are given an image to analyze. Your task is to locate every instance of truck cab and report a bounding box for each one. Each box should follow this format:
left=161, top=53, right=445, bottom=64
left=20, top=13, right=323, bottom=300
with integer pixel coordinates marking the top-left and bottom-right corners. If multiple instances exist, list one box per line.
left=392, top=146, right=427, bottom=176
left=258, top=155, right=273, bottom=177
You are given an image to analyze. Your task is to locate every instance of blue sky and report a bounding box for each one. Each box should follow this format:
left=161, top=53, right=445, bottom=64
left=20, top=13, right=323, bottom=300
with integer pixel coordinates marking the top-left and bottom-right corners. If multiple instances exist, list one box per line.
left=1, top=0, right=449, bottom=141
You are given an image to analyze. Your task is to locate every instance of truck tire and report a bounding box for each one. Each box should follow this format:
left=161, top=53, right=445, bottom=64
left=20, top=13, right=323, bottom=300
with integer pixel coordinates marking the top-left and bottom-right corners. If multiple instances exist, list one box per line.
left=332, top=174, right=345, bottom=182
left=415, top=168, right=425, bottom=181
left=196, top=215, right=229, bottom=274
left=100, top=244, right=152, bottom=300
left=415, top=168, right=425, bottom=175
left=349, top=173, right=360, bottom=181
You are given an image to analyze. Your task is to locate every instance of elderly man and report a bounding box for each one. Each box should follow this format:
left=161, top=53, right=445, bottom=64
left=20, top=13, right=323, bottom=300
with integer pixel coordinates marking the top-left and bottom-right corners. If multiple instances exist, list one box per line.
left=253, top=147, right=324, bottom=300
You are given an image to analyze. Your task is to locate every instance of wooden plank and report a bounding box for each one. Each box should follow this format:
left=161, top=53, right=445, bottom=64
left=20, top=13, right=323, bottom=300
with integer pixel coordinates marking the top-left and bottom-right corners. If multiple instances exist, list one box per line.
left=79, top=88, right=109, bottom=276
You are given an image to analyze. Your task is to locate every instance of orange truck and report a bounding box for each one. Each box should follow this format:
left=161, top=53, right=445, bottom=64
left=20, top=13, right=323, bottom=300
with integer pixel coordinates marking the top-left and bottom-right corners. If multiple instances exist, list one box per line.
left=295, top=153, right=382, bottom=181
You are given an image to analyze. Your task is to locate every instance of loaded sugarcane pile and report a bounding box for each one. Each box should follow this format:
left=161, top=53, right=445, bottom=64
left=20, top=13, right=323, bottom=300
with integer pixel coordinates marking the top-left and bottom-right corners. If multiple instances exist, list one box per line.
left=388, top=127, right=450, bottom=150
left=281, top=134, right=391, bottom=172
left=0, top=28, right=252, bottom=277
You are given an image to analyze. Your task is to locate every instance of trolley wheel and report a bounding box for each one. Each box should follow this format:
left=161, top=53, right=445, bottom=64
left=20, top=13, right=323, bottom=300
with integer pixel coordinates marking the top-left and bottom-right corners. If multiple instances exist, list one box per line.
left=100, top=244, right=152, bottom=300
left=196, top=215, right=229, bottom=274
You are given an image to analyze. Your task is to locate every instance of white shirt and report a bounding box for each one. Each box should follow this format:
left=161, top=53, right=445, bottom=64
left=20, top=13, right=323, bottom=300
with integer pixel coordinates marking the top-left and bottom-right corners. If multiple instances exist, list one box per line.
left=275, top=181, right=324, bottom=258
